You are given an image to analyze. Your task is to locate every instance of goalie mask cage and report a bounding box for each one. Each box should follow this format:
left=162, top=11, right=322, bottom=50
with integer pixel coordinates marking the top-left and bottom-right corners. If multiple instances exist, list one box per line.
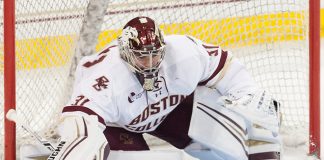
left=1, top=0, right=320, bottom=159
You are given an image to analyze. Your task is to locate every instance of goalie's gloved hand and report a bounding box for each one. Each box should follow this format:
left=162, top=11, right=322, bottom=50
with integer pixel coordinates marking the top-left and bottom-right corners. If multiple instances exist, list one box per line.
left=219, top=90, right=281, bottom=133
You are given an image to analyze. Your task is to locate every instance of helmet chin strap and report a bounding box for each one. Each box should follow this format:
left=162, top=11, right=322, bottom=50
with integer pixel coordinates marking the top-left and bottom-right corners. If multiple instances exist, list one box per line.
left=135, top=72, right=158, bottom=91
left=143, top=76, right=155, bottom=91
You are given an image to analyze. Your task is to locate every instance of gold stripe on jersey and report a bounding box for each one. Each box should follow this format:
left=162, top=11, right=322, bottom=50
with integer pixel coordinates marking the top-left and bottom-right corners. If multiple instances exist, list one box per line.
left=208, top=53, right=234, bottom=88
left=198, top=50, right=228, bottom=86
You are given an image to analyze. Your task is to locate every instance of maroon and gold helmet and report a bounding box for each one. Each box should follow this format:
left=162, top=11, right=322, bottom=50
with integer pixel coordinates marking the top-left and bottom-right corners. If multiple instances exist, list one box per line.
left=118, top=16, right=166, bottom=76
left=118, top=16, right=166, bottom=90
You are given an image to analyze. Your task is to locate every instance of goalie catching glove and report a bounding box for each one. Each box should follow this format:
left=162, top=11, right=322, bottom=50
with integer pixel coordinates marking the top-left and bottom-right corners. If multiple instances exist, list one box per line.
left=221, top=90, right=281, bottom=143
left=47, top=114, right=109, bottom=160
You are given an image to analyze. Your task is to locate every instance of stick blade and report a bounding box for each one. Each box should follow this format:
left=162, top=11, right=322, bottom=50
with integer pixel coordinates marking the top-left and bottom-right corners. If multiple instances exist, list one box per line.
left=6, top=109, right=17, bottom=122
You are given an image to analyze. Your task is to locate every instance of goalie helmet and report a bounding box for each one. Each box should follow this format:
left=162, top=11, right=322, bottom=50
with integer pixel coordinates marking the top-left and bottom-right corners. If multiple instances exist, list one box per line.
left=118, top=16, right=166, bottom=91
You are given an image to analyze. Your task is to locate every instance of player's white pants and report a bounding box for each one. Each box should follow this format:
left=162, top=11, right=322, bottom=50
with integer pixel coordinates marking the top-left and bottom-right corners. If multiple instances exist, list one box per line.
left=186, top=86, right=281, bottom=160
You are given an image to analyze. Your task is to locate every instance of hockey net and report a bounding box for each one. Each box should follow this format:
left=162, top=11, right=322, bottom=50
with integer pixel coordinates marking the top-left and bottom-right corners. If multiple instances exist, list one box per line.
left=0, top=0, right=317, bottom=159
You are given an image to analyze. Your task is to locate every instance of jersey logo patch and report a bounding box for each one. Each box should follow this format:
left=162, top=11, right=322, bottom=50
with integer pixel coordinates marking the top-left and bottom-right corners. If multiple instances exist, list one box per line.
left=93, top=76, right=109, bottom=91
left=152, top=75, right=168, bottom=97
left=119, top=133, right=134, bottom=145
left=128, top=91, right=144, bottom=103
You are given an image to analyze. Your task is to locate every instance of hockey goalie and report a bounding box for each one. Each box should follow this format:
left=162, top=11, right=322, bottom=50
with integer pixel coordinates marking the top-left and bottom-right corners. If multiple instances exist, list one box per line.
left=20, top=16, right=281, bottom=160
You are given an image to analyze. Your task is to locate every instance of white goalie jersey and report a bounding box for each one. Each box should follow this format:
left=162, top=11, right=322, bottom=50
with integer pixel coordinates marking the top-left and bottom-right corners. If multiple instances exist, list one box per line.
left=62, top=35, right=258, bottom=133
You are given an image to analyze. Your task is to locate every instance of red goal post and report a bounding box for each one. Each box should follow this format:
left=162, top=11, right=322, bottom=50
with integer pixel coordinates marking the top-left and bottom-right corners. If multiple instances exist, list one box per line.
left=309, top=0, right=320, bottom=157
left=2, top=0, right=321, bottom=159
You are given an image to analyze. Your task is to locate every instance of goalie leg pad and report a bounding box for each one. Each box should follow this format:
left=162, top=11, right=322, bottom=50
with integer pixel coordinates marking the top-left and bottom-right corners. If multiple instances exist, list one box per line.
left=189, top=87, right=249, bottom=160
left=48, top=114, right=108, bottom=160
left=20, top=143, right=51, bottom=160
left=247, top=116, right=281, bottom=159
left=184, top=142, right=234, bottom=160
left=95, top=141, right=110, bottom=160
left=188, top=87, right=281, bottom=160
left=225, top=89, right=282, bottom=158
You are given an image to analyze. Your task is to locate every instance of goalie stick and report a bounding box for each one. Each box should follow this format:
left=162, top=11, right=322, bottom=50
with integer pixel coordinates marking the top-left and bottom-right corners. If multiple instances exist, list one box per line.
left=6, top=109, right=56, bottom=152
